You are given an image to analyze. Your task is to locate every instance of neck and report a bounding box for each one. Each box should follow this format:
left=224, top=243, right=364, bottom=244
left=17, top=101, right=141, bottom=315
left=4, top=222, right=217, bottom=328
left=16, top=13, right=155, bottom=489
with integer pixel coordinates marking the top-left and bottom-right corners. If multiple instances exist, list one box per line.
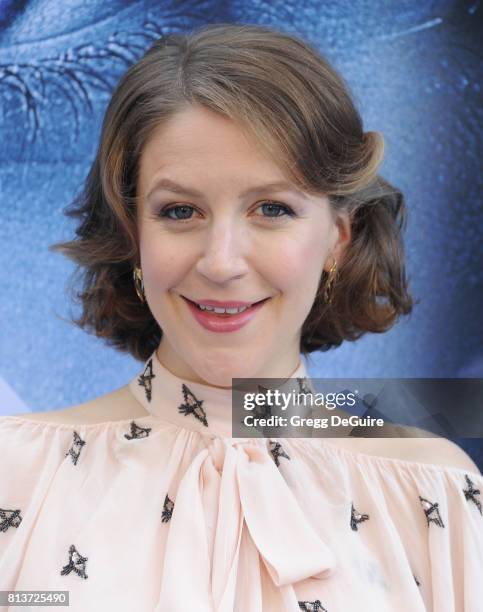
left=128, top=348, right=311, bottom=438
left=155, top=344, right=302, bottom=391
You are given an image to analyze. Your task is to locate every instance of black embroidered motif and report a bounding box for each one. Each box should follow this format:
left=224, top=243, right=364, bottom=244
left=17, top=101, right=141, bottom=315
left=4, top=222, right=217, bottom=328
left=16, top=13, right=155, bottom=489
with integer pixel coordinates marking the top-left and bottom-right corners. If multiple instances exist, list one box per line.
left=254, top=378, right=313, bottom=420
left=269, top=441, right=290, bottom=467
left=463, top=474, right=482, bottom=516
left=0, top=508, right=22, bottom=532
left=253, top=384, right=272, bottom=419
left=178, top=384, right=208, bottom=427
left=298, top=601, right=327, bottom=611
left=350, top=503, right=370, bottom=531
left=419, top=496, right=445, bottom=528
left=161, top=494, right=174, bottom=523
left=414, top=575, right=421, bottom=587
left=124, top=421, right=152, bottom=440
left=60, top=544, right=88, bottom=579
left=138, top=358, right=155, bottom=402
left=297, top=377, right=314, bottom=397
left=65, top=431, right=86, bottom=465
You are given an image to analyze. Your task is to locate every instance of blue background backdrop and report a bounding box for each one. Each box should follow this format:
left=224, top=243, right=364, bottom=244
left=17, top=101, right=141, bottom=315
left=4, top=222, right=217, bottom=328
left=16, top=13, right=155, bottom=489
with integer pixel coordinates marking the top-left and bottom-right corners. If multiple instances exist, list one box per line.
left=0, top=1, right=481, bottom=466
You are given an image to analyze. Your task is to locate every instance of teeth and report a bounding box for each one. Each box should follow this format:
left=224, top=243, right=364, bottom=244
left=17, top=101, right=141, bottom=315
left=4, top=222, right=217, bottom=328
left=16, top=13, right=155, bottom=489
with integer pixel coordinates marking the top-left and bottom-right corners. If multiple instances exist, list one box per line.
left=198, top=304, right=251, bottom=314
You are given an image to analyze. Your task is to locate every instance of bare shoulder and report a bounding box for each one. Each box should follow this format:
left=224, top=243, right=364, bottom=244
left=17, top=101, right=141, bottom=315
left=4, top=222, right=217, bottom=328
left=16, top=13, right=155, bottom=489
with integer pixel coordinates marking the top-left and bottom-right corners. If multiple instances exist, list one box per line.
left=335, top=424, right=482, bottom=475
left=17, top=385, right=149, bottom=425
left=409, top=435, right=481, bottom=475
left=379, top=425, right=481, bottom=474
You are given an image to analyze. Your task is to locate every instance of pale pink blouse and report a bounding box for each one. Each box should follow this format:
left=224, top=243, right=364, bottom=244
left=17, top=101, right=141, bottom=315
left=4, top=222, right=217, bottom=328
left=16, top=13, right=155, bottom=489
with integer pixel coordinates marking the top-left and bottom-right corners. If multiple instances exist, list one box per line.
left=0, top=350, right=482, bottom=611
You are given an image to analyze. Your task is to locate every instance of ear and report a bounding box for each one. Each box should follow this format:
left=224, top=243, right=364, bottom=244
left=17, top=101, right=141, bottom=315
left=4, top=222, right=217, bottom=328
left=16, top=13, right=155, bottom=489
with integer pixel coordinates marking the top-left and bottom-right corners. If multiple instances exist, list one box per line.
left=325, top=210, right=352, bottom=271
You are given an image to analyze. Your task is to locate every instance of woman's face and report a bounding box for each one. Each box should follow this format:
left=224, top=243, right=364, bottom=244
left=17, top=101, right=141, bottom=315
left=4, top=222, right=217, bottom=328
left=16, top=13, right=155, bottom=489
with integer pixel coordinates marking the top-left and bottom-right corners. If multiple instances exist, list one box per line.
left=137, top=104, right=351, bottom=387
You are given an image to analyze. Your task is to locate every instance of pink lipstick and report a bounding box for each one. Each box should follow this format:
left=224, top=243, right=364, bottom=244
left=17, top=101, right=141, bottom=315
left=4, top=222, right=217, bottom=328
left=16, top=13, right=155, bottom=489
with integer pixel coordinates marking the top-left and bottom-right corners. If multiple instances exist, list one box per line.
left=182, top=296, right=269, bottom=333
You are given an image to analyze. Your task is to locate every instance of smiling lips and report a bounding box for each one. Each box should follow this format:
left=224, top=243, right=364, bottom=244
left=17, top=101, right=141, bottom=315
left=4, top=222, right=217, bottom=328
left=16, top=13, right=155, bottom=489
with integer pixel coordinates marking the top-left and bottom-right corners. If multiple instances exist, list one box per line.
left=183, top=296, right=269, bottom=333
left=185, top=297, right=265, bottom=309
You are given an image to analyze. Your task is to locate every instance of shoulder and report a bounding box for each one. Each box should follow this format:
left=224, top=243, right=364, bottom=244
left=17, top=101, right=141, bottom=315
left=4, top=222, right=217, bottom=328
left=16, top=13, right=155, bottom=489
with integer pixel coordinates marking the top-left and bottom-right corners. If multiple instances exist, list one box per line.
left=389, top=425, right=481, bottom=474
left=12, top=385, right=149, bottom=425
left=344, top=423, right=481, bottom=474
left=418, top=436, right=481, bottom=475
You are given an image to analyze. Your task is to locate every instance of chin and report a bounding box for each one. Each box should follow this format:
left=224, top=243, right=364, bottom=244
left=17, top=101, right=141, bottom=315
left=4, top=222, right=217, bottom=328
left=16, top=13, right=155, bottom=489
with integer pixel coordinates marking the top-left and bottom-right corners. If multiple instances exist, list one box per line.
left=203, top=375, right=235, bottom=389
left=197, top=355, right=256, bottom=386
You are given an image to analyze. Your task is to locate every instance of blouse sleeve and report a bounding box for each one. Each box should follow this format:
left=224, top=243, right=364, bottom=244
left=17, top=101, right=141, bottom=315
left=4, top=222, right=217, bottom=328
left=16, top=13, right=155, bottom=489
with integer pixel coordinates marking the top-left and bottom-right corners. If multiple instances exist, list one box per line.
left=287, top=438, right=483, bottom=611
left=425, top=465, right=483, bottom=610
left=0, top=416, right=76, bottom=588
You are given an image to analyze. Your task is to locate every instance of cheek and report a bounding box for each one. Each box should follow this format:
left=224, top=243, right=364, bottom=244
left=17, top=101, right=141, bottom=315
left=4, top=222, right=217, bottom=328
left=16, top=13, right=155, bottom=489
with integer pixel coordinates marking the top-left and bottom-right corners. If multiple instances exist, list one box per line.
left=264, top=231, right=327, bottom=298
left=139, top=230, right=188, bottom=294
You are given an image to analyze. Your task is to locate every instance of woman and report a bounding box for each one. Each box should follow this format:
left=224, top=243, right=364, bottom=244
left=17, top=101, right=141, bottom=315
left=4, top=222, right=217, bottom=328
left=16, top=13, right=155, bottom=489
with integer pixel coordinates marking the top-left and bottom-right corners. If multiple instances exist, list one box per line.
left=1, top=23, right=481, bottom=611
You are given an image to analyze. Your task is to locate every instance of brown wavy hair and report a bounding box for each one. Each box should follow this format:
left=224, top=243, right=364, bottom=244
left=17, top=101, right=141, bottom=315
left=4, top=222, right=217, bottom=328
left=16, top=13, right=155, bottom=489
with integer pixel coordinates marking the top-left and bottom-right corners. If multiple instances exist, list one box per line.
left=50, top=23, right=415, bottom=363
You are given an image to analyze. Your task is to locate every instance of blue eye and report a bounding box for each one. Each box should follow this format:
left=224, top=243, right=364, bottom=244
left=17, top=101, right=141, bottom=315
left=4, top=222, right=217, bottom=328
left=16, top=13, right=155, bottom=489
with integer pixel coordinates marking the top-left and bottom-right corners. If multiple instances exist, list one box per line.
left=257, top=201, right=296, bottom=219
left=159, top=205, right=195, bottom=221
left=158, top=201, right=296, bottom=222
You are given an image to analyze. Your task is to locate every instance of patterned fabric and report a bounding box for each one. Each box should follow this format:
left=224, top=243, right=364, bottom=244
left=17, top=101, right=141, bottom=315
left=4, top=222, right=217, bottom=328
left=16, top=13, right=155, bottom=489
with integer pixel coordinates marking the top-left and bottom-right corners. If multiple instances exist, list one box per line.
left=0, top=349, right=482, bottom=611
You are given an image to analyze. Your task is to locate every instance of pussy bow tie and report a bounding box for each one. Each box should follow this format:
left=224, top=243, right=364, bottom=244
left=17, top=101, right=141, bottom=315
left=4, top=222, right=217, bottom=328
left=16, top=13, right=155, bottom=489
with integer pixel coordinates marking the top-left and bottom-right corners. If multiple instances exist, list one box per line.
left=156, top=437, right=337, bottom=611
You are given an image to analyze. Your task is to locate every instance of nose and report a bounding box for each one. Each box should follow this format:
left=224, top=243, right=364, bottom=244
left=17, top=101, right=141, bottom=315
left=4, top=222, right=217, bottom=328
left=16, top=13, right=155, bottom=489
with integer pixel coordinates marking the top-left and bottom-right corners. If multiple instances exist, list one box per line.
left=195, top=216, right=249, bottom=283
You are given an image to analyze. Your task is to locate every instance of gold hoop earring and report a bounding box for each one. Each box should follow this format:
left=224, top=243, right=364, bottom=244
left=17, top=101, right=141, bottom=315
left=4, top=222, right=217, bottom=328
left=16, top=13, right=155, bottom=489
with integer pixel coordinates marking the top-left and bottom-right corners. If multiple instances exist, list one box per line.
left=133, top=266, right=145, bottom=303
left=323, top=257, right=338, bottom=305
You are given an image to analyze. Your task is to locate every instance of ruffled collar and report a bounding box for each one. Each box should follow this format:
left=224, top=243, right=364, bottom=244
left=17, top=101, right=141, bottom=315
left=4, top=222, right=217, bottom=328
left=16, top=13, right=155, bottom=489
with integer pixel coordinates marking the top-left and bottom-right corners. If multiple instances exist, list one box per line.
left=128, top=349, right=315, bottom=438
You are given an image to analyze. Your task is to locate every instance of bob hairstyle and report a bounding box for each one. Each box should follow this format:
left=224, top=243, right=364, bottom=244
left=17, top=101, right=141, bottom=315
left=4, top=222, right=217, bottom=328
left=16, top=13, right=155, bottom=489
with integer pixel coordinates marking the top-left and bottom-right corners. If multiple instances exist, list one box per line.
left=51, top=22, right=414, bottom=363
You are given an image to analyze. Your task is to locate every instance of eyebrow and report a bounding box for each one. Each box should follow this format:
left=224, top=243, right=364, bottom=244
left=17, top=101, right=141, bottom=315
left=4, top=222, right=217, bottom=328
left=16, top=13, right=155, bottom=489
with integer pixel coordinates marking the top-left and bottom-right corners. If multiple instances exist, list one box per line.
left=146, top=178, right=307, bottom=200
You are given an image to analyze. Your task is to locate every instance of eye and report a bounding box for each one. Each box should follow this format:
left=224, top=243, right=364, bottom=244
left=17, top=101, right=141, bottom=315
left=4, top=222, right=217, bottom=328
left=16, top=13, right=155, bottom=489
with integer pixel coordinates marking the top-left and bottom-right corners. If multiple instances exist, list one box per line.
left=1, top=14, right=167, bottom=146
left=255, top=201, right=296, bottom=220
left=157, top=201, right=296, bottom=223
left=157, top=205, right=196, bottom=221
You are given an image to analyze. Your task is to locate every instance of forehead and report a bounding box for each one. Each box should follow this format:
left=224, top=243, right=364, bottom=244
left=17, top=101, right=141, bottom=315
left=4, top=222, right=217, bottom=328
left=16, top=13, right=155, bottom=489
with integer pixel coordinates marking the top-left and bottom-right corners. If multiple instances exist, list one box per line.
left=138, top=105, right=289, bottom=184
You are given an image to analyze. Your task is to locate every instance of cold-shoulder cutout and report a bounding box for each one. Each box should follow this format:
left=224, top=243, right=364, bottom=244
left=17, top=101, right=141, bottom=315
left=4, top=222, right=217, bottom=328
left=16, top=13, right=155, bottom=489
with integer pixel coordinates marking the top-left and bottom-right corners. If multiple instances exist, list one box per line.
left=12, top=384, right=150, bottom=425
left=296, top=432, right=480, bottom=475
left=418, top=435, right=482, bottom=475
left=385, top=425, right=481, bottom=474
